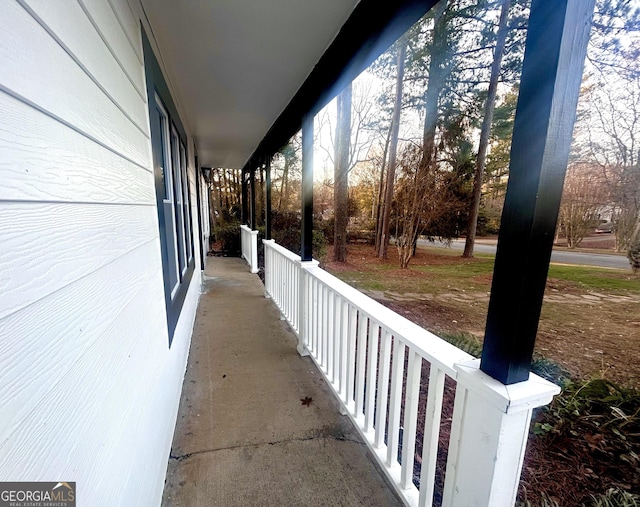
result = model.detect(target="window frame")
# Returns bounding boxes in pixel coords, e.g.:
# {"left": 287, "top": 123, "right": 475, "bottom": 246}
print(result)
{"left": 155, "top": 96, "right": 181, "bottom": 298}
{"left": 170, "top": 125, "right": 187, "bottom": 278}
{"left": 180, "top": 141, "right": 194, "bottom": 264}
{"left": 143, "top": 29, "right": 195, "bottom": 346}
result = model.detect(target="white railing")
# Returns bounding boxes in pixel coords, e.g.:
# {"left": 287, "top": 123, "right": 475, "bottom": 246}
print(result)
{"left": 263, "top": 240, "right": 560, "bottom": 507}
{"left": 240, "top": 224, "right": 259, "bottom": 274}
{"left": 262, "top": 240, "right": 302, "bottom": 333}
{"left": 301, "top": 264, "right": 472, "bottom": 507}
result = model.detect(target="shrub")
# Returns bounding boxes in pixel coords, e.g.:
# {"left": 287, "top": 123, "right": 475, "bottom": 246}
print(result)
{"left": 314, "top": 216, "right": 334, "bottom": 245}
{"left": 439, "top": 331, "right": 483, "bottom": 357}
{"left": 271, "top": 210, "right": 301, "bottom": 253}
{"left": 516, "top": 491, "right": 560, "bottom": 507}
{"left": 438, "top": 332, "right": 570, "bottom": 385}
{"left": 477, "top": 206, "right": 502, "bottom": 235}
{"left": 347, "top": 228, "right": 376, "bottom": 245}
{"left": 592, "top": 489, "right": 640, "bottom": 507}
{"left": 532, "top": 377, "right": 640, "bottom": 437}
{"left": 628, "top": 234, "right": 640, "bottom": 274}
{"left": 313, "top": 230, "right": 327, "bottom": 258}
{"left": 216, "top": 222, "right": 241, "bottom": 254}
{"left": 269, "top": 210, "right": 327, "bottom": 260}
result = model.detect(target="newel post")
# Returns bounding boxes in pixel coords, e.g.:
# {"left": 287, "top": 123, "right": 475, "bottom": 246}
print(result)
{"left": 296, "top": 259, "right": 318, "bottom": 357}
{"left": 442, "top": 360, "right": 560, "bottom": 506}
{"left": 263, "top": 239, "right": 275, "bottom": 299}
{"left": 249, "top": 229, "right": 259, "bottom": 274}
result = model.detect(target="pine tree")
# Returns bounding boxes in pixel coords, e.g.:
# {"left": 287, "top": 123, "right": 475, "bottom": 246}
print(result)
{"left": 334, "top": 83, "right": 352, "bottom": 262}
{"left": 463, "top": 0, "right": 511, "bottom": 258}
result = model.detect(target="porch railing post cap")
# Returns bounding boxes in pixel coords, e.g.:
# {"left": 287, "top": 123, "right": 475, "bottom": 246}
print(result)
{"left": 453, "top": 359, "right": 561, "bottom": 414}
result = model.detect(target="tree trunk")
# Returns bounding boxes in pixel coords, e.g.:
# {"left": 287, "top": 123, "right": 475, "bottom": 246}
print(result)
{"left": 209, "top": 185, "right": 216, "bottom": 235}
{"left": 220, "top": 169, "right": 228, "bottom": 209}
{"left": 374, "top": 126, "right": 392, "bottom": 252}
{"left": 334, "top": 83, "right": 352, "bottom": 262}
{"left": 232, "top": 169, "right": 240, "bottom": 206}
{"left": 378, "top": 39, "right": 407, "bottom": 259}
{"left": 421, "top": 0, "right": 448, "bottom": 172}
{"left": 279, "top": 157, "right": 289, "bottom": 210}
{"left": 463, "top": 0, "right": 511, "bottom": 258}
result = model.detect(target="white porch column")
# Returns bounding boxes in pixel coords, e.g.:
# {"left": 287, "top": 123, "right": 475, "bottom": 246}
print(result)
{"left": 442, "top": 359, "right": 560, "bottom": 507}
{"left": 296, "top": 260, "right": 318, "bottom": 357}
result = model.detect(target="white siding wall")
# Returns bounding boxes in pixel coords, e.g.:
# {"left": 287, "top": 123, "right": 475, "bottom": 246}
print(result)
{"left": 0, "top": 1, "right": 200, "bottom": 505}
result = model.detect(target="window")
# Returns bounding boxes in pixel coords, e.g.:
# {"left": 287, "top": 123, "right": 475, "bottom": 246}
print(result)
{"left": 155, "top": 97, "right": 180, "bottom": 297}
{"left": 171, "top": 126, "right": 187, "bottom": 277}
{"left": 144, "top": 31, "right": 195, "bottom": 345}
{"left": 180, "top": 142, "right": 193, "bottom": 263}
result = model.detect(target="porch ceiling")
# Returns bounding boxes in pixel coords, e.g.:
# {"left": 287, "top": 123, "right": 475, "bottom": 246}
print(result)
{"left": 141, "top": 0, "right": 360, "bottom": 169}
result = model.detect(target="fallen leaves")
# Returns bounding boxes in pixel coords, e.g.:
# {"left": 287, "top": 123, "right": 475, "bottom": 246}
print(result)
{"left": 300, "top": 396, "right": 313, "bottom": 407}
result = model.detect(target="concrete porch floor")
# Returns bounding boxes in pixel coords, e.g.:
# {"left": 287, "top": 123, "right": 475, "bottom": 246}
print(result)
{"left": 161, "top": 257, "right": 403, "bottom": 506}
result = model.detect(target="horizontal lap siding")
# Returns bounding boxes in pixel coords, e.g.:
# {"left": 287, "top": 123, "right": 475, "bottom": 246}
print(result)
{"left": 106, "top": 0, "right": 144, "bottom": 64}
{"left": 0, "top": 92, "right": 154, "bottom": 204}
{"left": 0, "top": 1, "right": 198, "bottom": 505}
{"left": 0, "top": 203, "right": 158, "bottom": 319}
{"left": 0, "top": 242, "right": 163, "bottom": 469}
{"left": 21, "top": 0, "right": 148, "bottom": 132}
{"left": 79, "top": 0, "right": 146, "bottom": 95}
{"left": 0, "top": 1, "right": 148, "bottom": 167}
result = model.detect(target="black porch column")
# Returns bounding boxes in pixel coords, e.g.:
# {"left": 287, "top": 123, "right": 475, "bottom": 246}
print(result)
{"left": 250, "top": 166, "right": 257, "bottom": 230}
{"left": 265, "top": 156, "right": 272, "bottom": 240}
{"left": 480, "top": 0, "right": 595, "bottom": 385}
{"left": 301, "top": 114, "right": 314, "bottom": 261}
{"left": 241, "top": 168, "right": 248, "bottom": 225}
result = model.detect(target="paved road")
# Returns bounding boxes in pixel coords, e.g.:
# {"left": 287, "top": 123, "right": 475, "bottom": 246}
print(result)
{"left": 419, "top": 238, "right": 630, "bottom": 270}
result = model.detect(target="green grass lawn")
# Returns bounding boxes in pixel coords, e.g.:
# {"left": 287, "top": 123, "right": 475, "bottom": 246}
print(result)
{"left": 547, "top": 264, "right": 640, "bottom": 292}
{"left": 336, "top": 246, "right": 640, "bottom": 296}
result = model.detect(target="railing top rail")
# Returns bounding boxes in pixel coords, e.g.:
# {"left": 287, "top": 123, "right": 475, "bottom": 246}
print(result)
{"left": 304, "top": 264, "right": 473, "bottom": 377}
{"left": 263, "top": 239, "right": 302, "bottom": 262}
{"left": 240, "top": 224, "right": 252, "bottom": 232}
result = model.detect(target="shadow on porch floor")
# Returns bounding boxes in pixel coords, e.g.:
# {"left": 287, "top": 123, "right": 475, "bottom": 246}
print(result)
{"left": 162, "top": 257, "right": 403, "bottom": 506}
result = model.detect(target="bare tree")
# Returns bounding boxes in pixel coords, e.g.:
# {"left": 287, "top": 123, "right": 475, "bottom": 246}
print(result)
{"left": 394, "top": 145, "right": 468, "bottom": 268}
{"left": 571, "top": 0, "right": 640, "bottom": 252}
{"left": 316, "top": 79, "right": 380, "bottom": 174}
{"left": 582, "top": 75, "right": 640, "bottom": 251}
{"left": 558, "top": 164, "right": 607, "bottom": 248}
